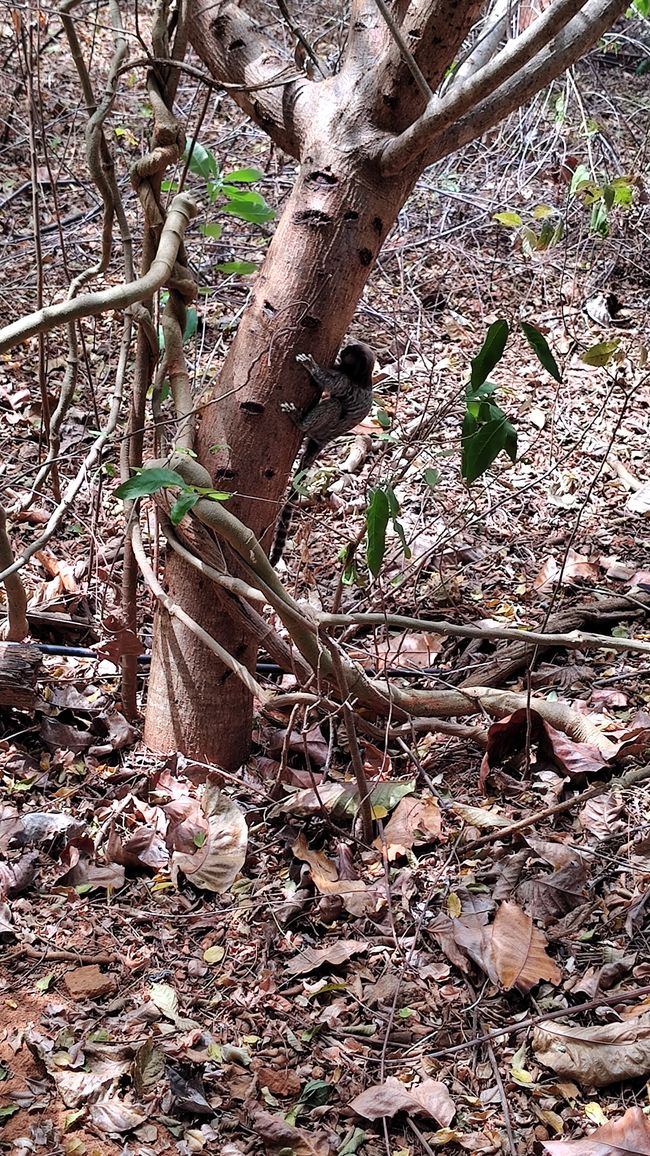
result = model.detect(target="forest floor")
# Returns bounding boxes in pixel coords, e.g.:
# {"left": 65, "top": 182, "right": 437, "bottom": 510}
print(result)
{"left": 1, "top": 7, "right": 650, "bottom": 1156}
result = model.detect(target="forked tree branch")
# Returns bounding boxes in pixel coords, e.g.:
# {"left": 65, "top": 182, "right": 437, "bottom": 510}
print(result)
{"left": 187, "top": 0, "right": 309, "bottom": 156}
{"left": 381, "top": 0, "right": 628, "bottom": 172}
{"left": 433, "top": 0, "right": 627, "bottom": 161}
{"left": 0, "top": 195, "right": 196, "bottom": 354}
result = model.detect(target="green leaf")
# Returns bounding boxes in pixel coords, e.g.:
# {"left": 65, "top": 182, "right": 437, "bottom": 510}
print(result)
{"left": 365, "top": 487, "right": 390, "bottom": 578}
{"left": 206, "top": 178, "right": 224, "bottom": 202}
{"left": 219, "top": 189, "right": 276, "bottom": 224}
{"left": 569, "top": 163, "right": 592, "bottom": 196}
{"left": 0, "top": 1105, "right": 19, "bottom": 1120}
{"left": 36, "top": 974, "right": 55, "bottom": 993}
{"left": 466, "top": 379, "right": 498, "bottom": 401}
{"left": 338, "top": 1127, "right": 367, "bottom": 1154}
{"left": 532, "top": 204, "right": 557, "bottom": 220}
{"left": 520, "top": 322, "right": 562, "bottom": 383}
{"left": 214, "top": 260, "right": 258, "bottom": 275}
{"left": 375, "top": 408, "right": 391, "bottom": 429}
{"left": 115, "top": 468, "right": 185, "bottom": 501}
{"left": 222, "top": 167, "right": 265, "bottom": 184}
{"left": 200, "top": 489, "right": 233, "bottom": 502}
{"left": 423, "top": 468, "right": 440, "bottom": 487}
{"left": 183, "top": 307, "right": 198, "bottom": 342}
{"left": 183, "top": 139, "right": 219, "bottom": 181}
{"left": 193, "top": 830, "right": 207, "bottom": 848}
{"left": 160, "top": 179, "right": 179, "bottom": 193}
{"left": 334, "top": 779, "right": 415, "bottom": 820}
{"left": 580, "top": 339, "right": 621, "bottom": 367}
{"left": 169, "top": 491, "right": 199, "bottom": 525}
{"left": 590, "top": 200, "right": 609, "bottom": 236}
{"left": 200, "top": 222, "right": 222, "bottom": 240}
{"left": 493, "top": 211, "right": 522, "bottom": 228}
{"left": 384, "top": 484, "right": 401, "bottom": 519}
{"left": 470, "top": 320, "right": 509, "bottom": 391}
{"left": 462, "top": 418, "right": 517, "bottom": 484}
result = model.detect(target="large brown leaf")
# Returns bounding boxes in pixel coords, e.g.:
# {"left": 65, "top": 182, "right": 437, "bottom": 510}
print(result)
{"left": 543, "top": 1105, "right": 650, "bottom": 1154}
{"left": 533, "top": 1014, "right": 650, "bottom": 1087}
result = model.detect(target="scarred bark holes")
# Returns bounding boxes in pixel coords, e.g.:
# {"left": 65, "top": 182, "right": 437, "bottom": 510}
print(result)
{"left": 240, "top": 401, "right": 264, "bottom": 415}
{"left": 344, "top": 210, "right": 359, "bottom": 221}
{"left": 358, "top": 248, "right": 373, "bottom": 266}
{"left": 305, "top": 170, "right": 337, "bottom": 186}
{"left": 229, "top": 38, "right": 245, "bottom": 50}
{"left": 372, "top": 217, "right": 383, "bottom": 234}
{"left": 263, "top": 300, "right": 276, "bottom": 316}
{"left": 300, "top": 315, "right": 320, "bottom": 329}
{"left": 293, "top": 209, "right": 331, "bottom": 226}
{"left": 263, "top": 468, "right": 275, "bottom": 479}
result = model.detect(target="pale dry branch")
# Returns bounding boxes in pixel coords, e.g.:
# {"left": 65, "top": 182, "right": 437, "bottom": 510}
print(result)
{"left": 0, "top": 508, "right": 28, "bottom": 642}
{"left": 320, "top": 611, "right": 650, "bottom": 658}
{"left": 0, "top": 195, "right": 197, "bottom": 354}
{"left": 381, "top": 0, "right": 593, "bottom": 172}
{"left": 131, "top": 523, "right": 270, "bottom": 704}
{"left": 431, "top": 0, "right": 628, "bottom": 163}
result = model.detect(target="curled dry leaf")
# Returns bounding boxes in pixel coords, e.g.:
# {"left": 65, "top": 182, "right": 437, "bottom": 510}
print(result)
{"left": 248, "top": 1104, "right": 335, "bottom": 1156}
{"left": 285, "top": 939, "right": 369, "bottom": 976}
{"left": 480, "top": 708, "right": 609, "bottom": 791}
{"left": 292, "top": 833, "right": 380, "bottom": 919}
{"left": 88, "top": 1100, "right": 149, "bottom": 1134}
{"left": 543, "top": 1105, "right": 650, "bottom": 1154}
{"left": 373, "top": 795, "right": 441, "bottom": 860}
{"left": 533, "top": 1013, "right": 650, "bottom": 1087}
{"left": 349, "top": 1076, "right": 455, "bottom": 1126}
{"left": 171, "top": 785, "right": 247, "bottom": 893}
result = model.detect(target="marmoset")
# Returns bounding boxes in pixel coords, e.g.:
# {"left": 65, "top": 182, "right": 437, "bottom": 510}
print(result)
{"left": 270, "top": 341, "right": 375, "bottom": 565}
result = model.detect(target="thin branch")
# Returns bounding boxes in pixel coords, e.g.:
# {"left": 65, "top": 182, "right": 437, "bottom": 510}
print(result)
{"left": 327, "top": 638, "right": 374, "bottom": 843}
{"left": 319, "top": 610, "right": 650, "bottom": 658}
{"left": 381, "top": 0, "right": 628, "bottom": 173}
{"left": 0, "top": 508, "right": 27, "bottom": 641}
{"left": 275, "top": 0, "right": 327, "bottom": 78}
{"left": 0, "top": 194, "right": 196, "bottom": 354}
{"left": 0, "top": 319, "right": 132, "bottom": 585}
{"left": 470, "top": 762, "right": 650, "bottom": 850}
{"left": 371, "top": 0, "right": 433, "bottom": 102}
{"left": 131, "top": 524, "right": 270, "bottom": 703}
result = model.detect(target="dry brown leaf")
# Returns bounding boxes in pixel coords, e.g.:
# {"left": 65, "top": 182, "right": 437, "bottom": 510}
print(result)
{"left": 452, "top": 900, "right": 561, "bottom": 991}
{"left": 488, "top": 901, "right": 562, "bottom": 990}
{"left": 543, "top": 1105, "right": 650, "bottom": 1154}
{"left": 533, "top": 1013, "right": 650, "bottom": 1086}
{"left": 292, "top": 833, "right": 379, "bottom": 918}
{"left": 171, "top": 785, "right": 247, "bottom": 893}
{"left": 534, "top": 549, "right": 600, "bottom": 591}
{"left": 248, "top": 1105, "right": 334, "bottom": 1156}
{"left": 349, "top": 1076, "right": 455, "bottom": 1126}
{"left": 373, "top": 795, "right": 441, "bottom": 859}
{"left": 285, "top": 939, "right": 368, "bottom": 976}
{"left": 369, "top": 630, "right": 443, "bottom": 670}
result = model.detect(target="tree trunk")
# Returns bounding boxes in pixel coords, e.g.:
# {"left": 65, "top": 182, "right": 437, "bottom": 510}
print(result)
{"left": 145, "top": 80, "right": 414, "bottom": 767}
{"left": 144, "top": 0, "right": 629, "bottom": 768}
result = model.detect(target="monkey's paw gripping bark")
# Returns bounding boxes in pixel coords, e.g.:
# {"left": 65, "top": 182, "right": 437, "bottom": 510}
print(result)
{"left": 280, "top": 401, "right": 298, "bottom": 416}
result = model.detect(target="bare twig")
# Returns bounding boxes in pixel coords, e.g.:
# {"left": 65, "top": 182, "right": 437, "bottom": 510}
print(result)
{"left": 0, "top": 194, "right": 197, "bottom": 355}
{"left": 327, "top": 638, "right": 374, "bottom": 843}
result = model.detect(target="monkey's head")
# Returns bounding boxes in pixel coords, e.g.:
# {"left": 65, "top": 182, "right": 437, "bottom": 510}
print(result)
{"left": 336, "top": 341, "right": 376, "bottom": 384}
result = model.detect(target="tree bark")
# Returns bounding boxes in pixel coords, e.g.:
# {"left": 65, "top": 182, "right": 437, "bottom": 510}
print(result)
{"left": 144, "top": 0, "right": 630, "bottom": 768}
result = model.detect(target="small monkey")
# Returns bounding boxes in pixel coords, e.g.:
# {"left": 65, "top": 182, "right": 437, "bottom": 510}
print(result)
{"left": 270, "top": 341, "right": 375, "bottom": 565}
